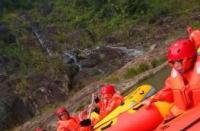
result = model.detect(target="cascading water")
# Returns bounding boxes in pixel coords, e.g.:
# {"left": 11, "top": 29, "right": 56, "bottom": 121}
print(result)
{"left": 63, "top": 52, "right": 82, "bottom": 71}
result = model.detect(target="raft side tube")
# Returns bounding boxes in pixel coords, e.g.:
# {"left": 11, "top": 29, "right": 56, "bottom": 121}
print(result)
{"left": 106, "top": 104, "right": 164, "bottom": 131}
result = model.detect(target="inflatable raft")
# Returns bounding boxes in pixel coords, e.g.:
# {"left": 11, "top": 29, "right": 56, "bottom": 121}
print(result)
{"left": 156, "top": 105, "right": 200, "bottom": 131}
{"left": 93, "top": 84, "right": 157, "bottom": 131}
{"left": 101, "top": 101, "right": 172, "bottom": 131}
{"left": 94, "top": 92, "right": 200, "bottom": 131}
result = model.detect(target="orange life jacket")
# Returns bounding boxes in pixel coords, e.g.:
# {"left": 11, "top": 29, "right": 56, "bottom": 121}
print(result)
{"left": 99, "top": 93, "right": 124, "bottom": 118}
{"left": 79, "top": 126, "right": 91, "bottom": 131}
{"left": 57, "top": 116, "right": 91, "bottom": 131}
{"left": 57, "top": 116, "right": 80, "bottom": 131}
{"left": 165, "top": 56, "right": 200, "bottom": 110}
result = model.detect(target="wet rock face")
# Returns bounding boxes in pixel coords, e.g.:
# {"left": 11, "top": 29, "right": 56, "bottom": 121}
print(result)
{"left": 0, "top": 75, "right": 32, "bottom": 130}
{"left": 71, "top": 68, "right": 101, "bottom": 89}
{"left": 0, "top": 73, "right": 70, "bottom": 130}
{"left": 77, "top": 46, "right": 123, "bottom": 68}
{"left": 26, "top": 75, "right": 69, "bottom": 107}
{"left": 62, "top": 46, "right": 144, "bottom": 90}
{"left": 63, "top": 51, "right": 79, "bottom": 64}
{"left": 70, "top": 46, "right": 126, "bottom": 89}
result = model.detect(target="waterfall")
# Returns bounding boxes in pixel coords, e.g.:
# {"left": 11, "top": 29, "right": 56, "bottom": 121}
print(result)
{"left": 31, "top": 23, "right": 52, "bottom": 56}
{"left": 63, "top": 52, "right": 82, "bottom": 71}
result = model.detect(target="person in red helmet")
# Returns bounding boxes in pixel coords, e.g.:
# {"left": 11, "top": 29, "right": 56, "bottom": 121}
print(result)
{"left": 187, "top": 26, "right": 200, "bottom": 49}
{"left": 55, "top": 107, "right": 91, "bottom": 131}
{"left": 98, "top": 84, "right": 124, "bottom": 119}
{"left": 55, "top": 107, "right": 80, "bottom": 131}
{"left": 118, "top": 38, "right": 200, "bottom": 130}
{"left": 149, "top": 38, "right": 199, "bottom": 114}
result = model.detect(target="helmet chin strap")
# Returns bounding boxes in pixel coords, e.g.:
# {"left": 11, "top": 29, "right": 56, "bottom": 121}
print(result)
{"left": 183, "top": 57, "right": 196, "bottom": 72}
{"left": 176, "top": 69, "right": 184, "bottom": 74}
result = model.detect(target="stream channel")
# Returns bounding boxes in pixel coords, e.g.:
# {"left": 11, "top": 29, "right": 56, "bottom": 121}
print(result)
{"left": 125, "top": 66, "right": 171, "bottom": 96}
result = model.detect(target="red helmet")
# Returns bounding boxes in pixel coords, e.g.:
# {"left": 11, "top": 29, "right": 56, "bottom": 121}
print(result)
{"left": 55, "top": 106, "right": 69, "bottom": 117}
{"left": 100, "top": 85, "right": 116, "bottom": 95}
{"left": 167, "top": 38, "right": 197, "bottom": 72}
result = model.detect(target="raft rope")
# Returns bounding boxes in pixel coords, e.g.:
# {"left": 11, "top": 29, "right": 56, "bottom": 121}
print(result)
{"left": 181, "top": 117, "right": 200, "bottom": 131}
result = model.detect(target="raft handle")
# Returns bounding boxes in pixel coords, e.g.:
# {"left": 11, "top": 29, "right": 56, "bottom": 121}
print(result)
{"left": 181, "top": 117, "right": 200, "bottom": 131}
{"left": 101, "top": 121, "right": 113, "bottom": 130}
{"left": 120, "top": 102, "right": 125, "bottom": 106}
{"left": 163, "top": 114, "right": 182, "bottom": 124}
{"left": 132, "top": 104, "right": 144, "bottom": 110}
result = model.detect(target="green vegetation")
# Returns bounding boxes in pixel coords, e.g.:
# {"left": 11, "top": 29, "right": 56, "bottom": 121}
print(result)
{"left": 0, "top": 0, "right": 47, "bottom": 13}
{"left": 2, "top": 0, "right": 200, "bottom": 49}
{"left": 123, "top": 57, "right": 166, "bottom": 79}
{"left": 75, "top": 102, "right": 88, "bottom": 112}
{"left": 40, "top": 101, "right": 66, "bottom": 114}
{"left": 1, "top": 0, "right": 199, "bottom": 47}
{"left": 190, "top": 21, "right": 200, "bottom": 28}
{"left": 104, "top": 74, "right": 120, "bottom": 83}
{"left": 46, "top": 0, "right": 199, "bottom": 46}
{"left": 0, "top": 40, "right": 64, "bottom": 96}
{"left": 124, "top": 63, "right": 150, "bottom": 79}
{"left": 1, "top": 1, "right": 200, "bottom": 129}
{"left": 0, "top": 41, "right": 63, "bottom": 74}
{"left": 0, "top": 0, "right": 199, "bottom": 93}
{"left": 151, "top": 57, "right": 166, "bottom": 68}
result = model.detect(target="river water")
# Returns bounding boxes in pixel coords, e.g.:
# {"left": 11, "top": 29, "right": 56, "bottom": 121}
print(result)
{"left": 138, "top": 66, "right": 170, "bottom": 91}
{"left": 124, "top": 66, "right": 171, "bottom": 96}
